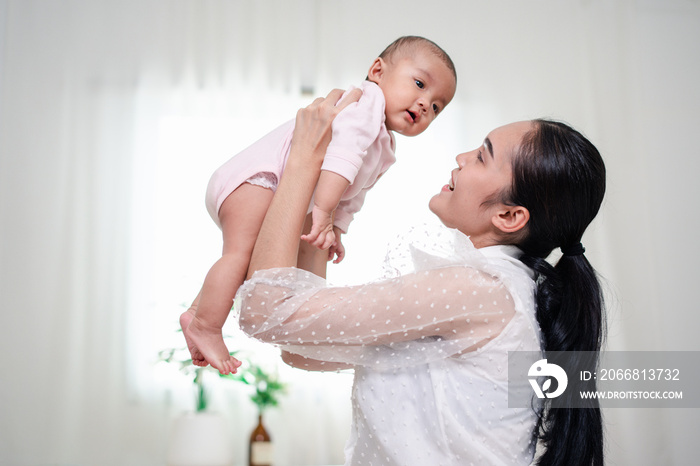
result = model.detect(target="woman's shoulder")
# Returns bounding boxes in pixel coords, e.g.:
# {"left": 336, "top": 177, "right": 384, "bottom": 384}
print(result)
{"left": 477, "top": 244, "right": 535, "bottom": 281}
{"left": 382, "top": 225, "right": 531, "bottom": 278}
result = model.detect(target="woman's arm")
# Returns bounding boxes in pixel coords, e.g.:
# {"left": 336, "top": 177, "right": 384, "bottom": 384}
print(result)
{"left": 281, "top": 350, "right": 353, "bottom": 372}
{"left": 237, "top": 264, "right": 517, "bottom": 368}
{"left": 241, "top": 265, "right": 514, "bottom": 345}
{"left": 247, "top": 88, "right": 362, "bottom": 278}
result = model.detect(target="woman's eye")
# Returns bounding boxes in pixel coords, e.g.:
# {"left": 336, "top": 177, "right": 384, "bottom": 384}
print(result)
{"left": 415, "top": 80, "right": 424, "bottom": 89}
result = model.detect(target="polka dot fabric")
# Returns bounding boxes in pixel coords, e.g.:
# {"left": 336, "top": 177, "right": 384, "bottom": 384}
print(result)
{"left": 237, "top": 225, "right": 543, "bottom": 465}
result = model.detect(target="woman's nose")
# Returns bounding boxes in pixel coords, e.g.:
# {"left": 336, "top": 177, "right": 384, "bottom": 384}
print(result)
{"left": 456, "top": 152, "right": 467, "bottom": 167}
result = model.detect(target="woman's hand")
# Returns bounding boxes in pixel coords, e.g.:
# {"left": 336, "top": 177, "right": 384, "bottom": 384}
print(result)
{"left": 288, "top": 87, "right": 363, "bottom": 169}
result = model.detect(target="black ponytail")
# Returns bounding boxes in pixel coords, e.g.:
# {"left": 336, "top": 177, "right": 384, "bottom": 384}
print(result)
{"left": 508, "top": 120, "right": 606, "bottom": 465}
{"left": 521, "top": 253, "right": 605, "bottom": 466}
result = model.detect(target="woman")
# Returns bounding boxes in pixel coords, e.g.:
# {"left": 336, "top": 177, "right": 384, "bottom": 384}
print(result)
{"left": 237, "top": 89, "right": 606, "bottom": 466}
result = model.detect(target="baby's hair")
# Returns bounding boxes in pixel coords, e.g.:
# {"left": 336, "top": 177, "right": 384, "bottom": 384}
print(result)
{"left": 378, "top": 36, "right": 457, "bottom": 82}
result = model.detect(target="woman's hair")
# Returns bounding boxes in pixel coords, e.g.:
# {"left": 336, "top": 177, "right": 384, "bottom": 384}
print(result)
{"left": 506, "top": 119, "right": 606, "bottom": 466}
{"left": 377, "top": 35, "right": 457, "bottom": 83}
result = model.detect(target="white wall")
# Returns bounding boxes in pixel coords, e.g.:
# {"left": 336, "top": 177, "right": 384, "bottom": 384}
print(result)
{"left": 1, "top": 1, "right": 699, "bottom": 465}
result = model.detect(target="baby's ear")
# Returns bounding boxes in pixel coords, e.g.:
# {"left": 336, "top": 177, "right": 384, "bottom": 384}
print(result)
{"left": 367, "top": 58, "right": 385, "bottom": 83}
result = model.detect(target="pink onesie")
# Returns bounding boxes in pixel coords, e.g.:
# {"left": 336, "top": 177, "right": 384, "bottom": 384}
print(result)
{"left": 205, "top": 81, "right": 396, "bottom": 233}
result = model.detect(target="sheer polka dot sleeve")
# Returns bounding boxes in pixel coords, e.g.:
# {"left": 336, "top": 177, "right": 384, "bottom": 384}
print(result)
{"left": 236, "top": 226, "right": 536, "bottom": 370}
{"left": 238, "top": 265, "right": 515, "bottom": 369}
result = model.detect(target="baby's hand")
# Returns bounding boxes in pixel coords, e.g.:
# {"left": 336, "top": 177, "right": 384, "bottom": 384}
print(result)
{"left": 301, "top": 206, "right": 335, "bottom": 250}
{"left": 328, "top": 227, "right": 345, "bottom": 264}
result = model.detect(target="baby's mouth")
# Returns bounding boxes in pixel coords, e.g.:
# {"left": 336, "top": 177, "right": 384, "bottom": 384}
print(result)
{"left": 407, "top": 110, "right": 417, "bottom": 122}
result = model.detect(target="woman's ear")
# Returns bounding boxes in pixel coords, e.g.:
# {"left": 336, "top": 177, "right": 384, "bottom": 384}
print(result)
{"left": 492, "top": 205, "right": 529, "bottom": 234}
{"left": 367, "top": 57, "right": 385, "bottom": 84}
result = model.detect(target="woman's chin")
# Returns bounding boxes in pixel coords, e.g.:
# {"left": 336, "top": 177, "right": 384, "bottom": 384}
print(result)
{"left": 428, "top": 195, "right": 444, "bottom": 220}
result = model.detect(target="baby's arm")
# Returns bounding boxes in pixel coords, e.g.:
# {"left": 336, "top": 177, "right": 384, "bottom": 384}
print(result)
{"left": 300, "top": 170, "right": 350, "bottom": 250}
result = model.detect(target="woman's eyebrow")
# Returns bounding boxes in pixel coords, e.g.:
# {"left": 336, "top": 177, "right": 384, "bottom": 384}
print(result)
{"left": 484, "top": 137, "right": 494, "bottom": 159}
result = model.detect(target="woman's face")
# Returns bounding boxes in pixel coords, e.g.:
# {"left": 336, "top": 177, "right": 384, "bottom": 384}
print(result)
{"left": 429, "top": 121, "right": 533, "bottom": 247}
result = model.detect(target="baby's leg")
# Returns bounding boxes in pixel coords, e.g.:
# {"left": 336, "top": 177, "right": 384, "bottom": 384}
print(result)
{"left": 181, "top": 183, "right": 274, "bottom": 374}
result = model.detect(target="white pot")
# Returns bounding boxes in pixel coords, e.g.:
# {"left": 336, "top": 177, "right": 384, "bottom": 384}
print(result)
{"left": 167, "top": 412, "right": 234, "bottom": 466}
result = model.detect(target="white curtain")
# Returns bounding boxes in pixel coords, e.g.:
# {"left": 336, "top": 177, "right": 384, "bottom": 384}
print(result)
{"left": 1, "top": 1, "right": 699, "bottom": 465}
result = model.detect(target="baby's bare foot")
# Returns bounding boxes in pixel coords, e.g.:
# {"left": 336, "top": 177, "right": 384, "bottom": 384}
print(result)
{"left": 180, "top": 309, "right": 207, "bottom": 366}
{"left": 181, "top": 312, "right": 241, "bottom": 375}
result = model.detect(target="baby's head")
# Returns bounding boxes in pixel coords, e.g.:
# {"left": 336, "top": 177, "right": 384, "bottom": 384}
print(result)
{"left": 368, "top": 36, "right": 457, "bottom": 137}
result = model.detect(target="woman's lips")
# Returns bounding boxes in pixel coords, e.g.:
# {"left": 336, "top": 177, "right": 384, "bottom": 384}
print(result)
{"left": 441, "top": 178, "right": 455, "bottom": 192}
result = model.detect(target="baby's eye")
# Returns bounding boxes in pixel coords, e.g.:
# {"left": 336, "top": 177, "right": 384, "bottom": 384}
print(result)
{"left": 433, "top": 104, "right": 440, "bottom": 114}
{"left": 415, "top": 80, "right": 424, "bottom": 89}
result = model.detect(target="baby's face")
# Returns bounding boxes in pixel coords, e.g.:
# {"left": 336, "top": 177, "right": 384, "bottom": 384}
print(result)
{"left": 370, "top": 50, "right": 456, "bottom": 137}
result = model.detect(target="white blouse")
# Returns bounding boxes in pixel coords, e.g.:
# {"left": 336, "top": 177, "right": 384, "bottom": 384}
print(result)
{"left": 237, "top": 225, "right": 543, "bottom": 465}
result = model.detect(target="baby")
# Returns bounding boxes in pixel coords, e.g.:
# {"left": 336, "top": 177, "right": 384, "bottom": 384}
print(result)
{"left": 181, "top": 36, "right": 457, "bottom": 374}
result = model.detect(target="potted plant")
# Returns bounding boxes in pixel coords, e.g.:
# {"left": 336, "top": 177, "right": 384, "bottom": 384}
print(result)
{"left": 158, "top": 344, "right": 235, "bottom": 466}
{"left": 220, "top": 354, "right": 287, "bottom": 466}
{"left": 158, "top": 337, "right": 287, "bottom": 466}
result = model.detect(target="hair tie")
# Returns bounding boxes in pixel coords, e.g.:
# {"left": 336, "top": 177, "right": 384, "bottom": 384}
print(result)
{"left": 561, "top": 242, "right": 585, "bottom": 256}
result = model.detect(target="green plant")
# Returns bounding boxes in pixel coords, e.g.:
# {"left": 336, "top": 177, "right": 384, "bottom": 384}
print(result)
{"left": 158, "top": 338, "right": 287, "bottom": 413}
{"left": 220, "top": 355, "right": 287, "bottom": 413}
{"left": 157, "top": 345, "right": 212, "bottom": 412}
